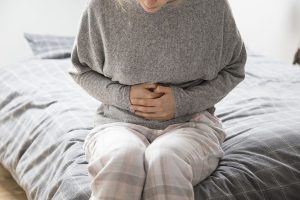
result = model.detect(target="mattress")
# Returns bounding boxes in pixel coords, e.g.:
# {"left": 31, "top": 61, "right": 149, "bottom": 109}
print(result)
{"left": 0, "top": 49, "right": 300, "bottom": 199}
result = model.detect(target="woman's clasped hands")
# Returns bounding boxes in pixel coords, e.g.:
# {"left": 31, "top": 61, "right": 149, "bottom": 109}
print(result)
{"left": 129, "top": 83, "right": 176, "bottom": 121}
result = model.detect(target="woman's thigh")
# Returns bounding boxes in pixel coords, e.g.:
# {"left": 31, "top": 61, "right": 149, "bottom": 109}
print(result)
{"left": 146, "top": 111, "right": 226, "bottom": 185}
{"left": 83, "top": 122, "right": 151, "bottom": 163}
{"left": 83, "top": 122, "right": 152, "bottom": 199}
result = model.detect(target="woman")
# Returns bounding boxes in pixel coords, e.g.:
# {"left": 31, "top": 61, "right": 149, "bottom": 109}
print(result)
{"left": 68, "top": 0, "right": 247, "bottom": 199}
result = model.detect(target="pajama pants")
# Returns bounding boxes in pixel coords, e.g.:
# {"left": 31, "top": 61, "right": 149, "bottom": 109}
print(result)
{"left": 83, "top": 110, "right": 226, "bottom": 200}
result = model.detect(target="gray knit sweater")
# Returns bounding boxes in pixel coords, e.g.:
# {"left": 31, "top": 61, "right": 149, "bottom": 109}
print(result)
{"left": 68, "top": 0, "right": 247, "bottom": 130}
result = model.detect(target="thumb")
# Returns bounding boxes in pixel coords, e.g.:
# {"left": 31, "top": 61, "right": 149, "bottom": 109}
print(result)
{"left": 153, "top": 85, "right": 168, "bottom": 94}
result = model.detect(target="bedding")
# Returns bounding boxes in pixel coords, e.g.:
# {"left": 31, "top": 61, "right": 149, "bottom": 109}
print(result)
{"left": 0, "top": 48, "right": 300, "bottom": 200}
{"left": 24, "top": 33, "right": 75, "bottom": 59}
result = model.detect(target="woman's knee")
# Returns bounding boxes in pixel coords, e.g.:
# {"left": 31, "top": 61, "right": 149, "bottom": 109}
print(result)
{"left": 144, "top": 145, "right": 182, "bottom": 169}
{"left": 93, "top": 142, "right": 146, "bottom": 162}
{"left": 85, "top": 125, "right": 148, "bottom": 160}
{"left": 88, "top": 143, "right": 146, "bottom": 176}
{"left": 144, "top": 133, "right": 194, "bottom": 166}
{"left": 143, "top": 135, "right": 224, "bottom": 185}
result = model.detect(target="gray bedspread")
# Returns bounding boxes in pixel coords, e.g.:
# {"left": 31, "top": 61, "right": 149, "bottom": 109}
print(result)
{"left": 0, "top": 50, "right": 300, "bottom": 200}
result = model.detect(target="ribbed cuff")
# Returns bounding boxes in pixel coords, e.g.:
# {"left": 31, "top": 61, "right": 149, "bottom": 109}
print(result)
{"left": 169, "top": 85, "right": 192, "bottom": 118}
{"left": 113, "top": 84, "right": 134, "bottom": 113}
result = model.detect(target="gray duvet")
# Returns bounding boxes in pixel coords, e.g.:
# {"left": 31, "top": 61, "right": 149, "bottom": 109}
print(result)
{"left": 0, "top": 50, "right": 300, "bottom": 200}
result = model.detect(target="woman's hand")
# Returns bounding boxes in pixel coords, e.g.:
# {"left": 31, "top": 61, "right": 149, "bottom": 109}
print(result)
{"left": 130, "top": 84, "right": 176, "bottom": 121}
{"left": 130, "top": 82, "right": 162, "bottom": 99}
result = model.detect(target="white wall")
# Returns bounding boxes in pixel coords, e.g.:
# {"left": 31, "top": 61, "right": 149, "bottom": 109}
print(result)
{"left": 229, "top": 0, "right": 300, "bottom": 63}
{"left": 0, "top": 0, "right": 300, "bottom": 66}
{"left": 0, "top": 0, "right": 87, "bottom": 66}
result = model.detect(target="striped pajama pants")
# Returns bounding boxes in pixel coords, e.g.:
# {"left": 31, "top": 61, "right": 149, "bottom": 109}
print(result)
{"left": 83, "top": 110, "right": 226, "bottom": 200}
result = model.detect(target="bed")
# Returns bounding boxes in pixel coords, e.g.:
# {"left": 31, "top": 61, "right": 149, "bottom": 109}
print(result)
{"left": 0, "top": 34, "right": 300, "bottom": 200}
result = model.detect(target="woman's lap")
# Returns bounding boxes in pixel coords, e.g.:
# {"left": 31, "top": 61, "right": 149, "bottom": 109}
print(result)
{"left": 84, "top": 110, "right": 225, "bottom": 148}
{"left": 83, "top": 110, "right": 226, "bottom": 199}
{"left": 84, "top": 110, "right": 226, "bottom": 172}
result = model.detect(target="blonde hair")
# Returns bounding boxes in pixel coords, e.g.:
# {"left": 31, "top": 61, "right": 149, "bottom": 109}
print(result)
{"left": 115, "top": 0, "right": 185, "bottom": 13}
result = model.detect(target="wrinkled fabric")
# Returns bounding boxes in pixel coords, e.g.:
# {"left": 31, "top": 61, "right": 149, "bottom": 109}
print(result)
{"left": 84, "top": 110, "right": 225, "bottom": 200}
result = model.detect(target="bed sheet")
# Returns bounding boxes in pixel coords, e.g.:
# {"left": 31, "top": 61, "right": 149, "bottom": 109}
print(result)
{"left": 0, "top": 51, "right": 300, "bottom": 199}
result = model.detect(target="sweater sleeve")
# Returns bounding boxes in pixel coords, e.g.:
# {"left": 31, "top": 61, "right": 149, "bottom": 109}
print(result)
{"left": 169, "top": 1, "right": 247, "bottom": 118}
{"left": 67, "top": 0, "right": 132, "bottom": 112}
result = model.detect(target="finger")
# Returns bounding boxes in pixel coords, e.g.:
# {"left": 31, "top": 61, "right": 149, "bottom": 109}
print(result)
{"left": 131, "top": 98, "right": 157, "bottom": 106}
{"left": 153, "top": 85, "right": 169, "bottom": 94}
{"left": 145, "top": 90, "right": 164, "bottom": 99}
{"left": 131, "top": 105, "right": 160, "bottom": 113}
